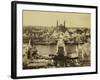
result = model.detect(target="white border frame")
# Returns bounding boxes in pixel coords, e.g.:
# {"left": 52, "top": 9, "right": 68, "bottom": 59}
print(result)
{"left": 15, "top": 2, "right": 97, "bottom": 77}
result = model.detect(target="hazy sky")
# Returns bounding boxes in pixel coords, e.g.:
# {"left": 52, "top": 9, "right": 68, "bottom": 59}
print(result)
{"left": 23, "top": 10, "right": 91, "bottom": 28}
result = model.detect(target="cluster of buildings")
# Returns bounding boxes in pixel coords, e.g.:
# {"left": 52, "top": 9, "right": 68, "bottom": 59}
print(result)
{"left": 23, "top": 21, "right": 90, "bottom": 45}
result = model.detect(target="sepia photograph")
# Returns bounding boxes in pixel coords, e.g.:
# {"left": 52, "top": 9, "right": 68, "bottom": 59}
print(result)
{"left": 22, "top": 10, "right": 91, "bottom": 69}
{"left": 11, "top": 1, "right": 97, "bottom": 78}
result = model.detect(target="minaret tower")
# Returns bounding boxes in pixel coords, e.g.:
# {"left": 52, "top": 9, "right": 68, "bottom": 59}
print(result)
{"left": 64, "top": 20, "right": 65, "bottom": 27}
{"left": 57, "top": 20, "right": 58, "bottom": 27}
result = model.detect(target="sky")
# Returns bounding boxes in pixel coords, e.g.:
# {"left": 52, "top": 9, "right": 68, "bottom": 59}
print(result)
{"left": 23, "top": 10, "right": 91, "bottom": 28}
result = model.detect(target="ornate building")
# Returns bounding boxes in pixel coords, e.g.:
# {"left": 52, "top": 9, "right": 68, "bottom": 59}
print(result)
{"left": 56, "top": 20, "right": 67, "bottom": 33}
